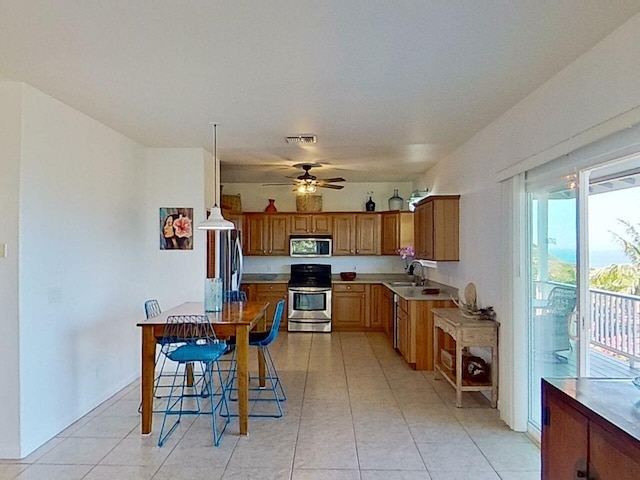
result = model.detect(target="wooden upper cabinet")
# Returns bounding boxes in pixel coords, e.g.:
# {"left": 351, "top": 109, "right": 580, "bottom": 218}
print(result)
{"left": 355, "top": 214, "right": 380, "bottom": 255}
{"left": 290, "top": 214, "right": 332, "bottom": 235}
{"left": 414, "top": 195, "right": 459, "bottom": 261}
{"left": 332, "top": 214, "right": 356, "bottom": 255}
{"left": 332, "top": 213, "right": 380, "bottom": 255}
{"left": 381, "top": 211, "right": 414, "bottom": 255}
{"left": 222, "top": 212, "right": 243, "bottom": 231}
{"left": 243, "top": 213, "right": 289, "bottom": 255}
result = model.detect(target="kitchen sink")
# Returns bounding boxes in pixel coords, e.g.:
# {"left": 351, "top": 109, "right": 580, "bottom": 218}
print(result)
{"left": 390, "top": 281, "right": 415, "bottom": 286}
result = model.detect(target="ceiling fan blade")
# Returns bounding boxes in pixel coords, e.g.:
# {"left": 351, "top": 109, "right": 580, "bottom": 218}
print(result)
{"left": 318, "top": 177, "right": 346, "bottom": 183}
{"left": 318, "top": 184, "right": 344, "bottom": 190}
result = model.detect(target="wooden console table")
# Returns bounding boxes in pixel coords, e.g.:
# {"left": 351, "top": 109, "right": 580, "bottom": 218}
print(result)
{"left": 432, "top": 307, "right": 499, "bottom": 407}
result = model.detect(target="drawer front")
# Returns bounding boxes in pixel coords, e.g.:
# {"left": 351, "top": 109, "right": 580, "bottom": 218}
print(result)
{"left": 439, "top": 321, "right": 456, "bottom": 338}
{"left": 256, "top": 283, "right": 288, "bottom": 293}
{"left": 333, "top": 283, "right": 365, "bottom": 293}
{"left": 461, "top": 328, "right": 496, "bottom": 344}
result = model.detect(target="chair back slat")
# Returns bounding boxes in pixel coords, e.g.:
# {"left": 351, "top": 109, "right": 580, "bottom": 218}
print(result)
{"left": 144, "top": 299, "right": 162, "bottom": 318}
{"left": 260, "top": 300, "right": 286, "bottom": 346}
{"left": 161, "top": 314, "right": 223, "bottom": 358}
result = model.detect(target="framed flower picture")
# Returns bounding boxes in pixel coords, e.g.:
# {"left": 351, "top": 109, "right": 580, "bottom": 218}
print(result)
{"left": 160, "top": 207, "right": 193, "bottom": 250}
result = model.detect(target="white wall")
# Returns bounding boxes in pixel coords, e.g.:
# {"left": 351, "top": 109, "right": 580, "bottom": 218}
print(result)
{"left": 0, "top": 82, "right": 23, "bottom": 458}
{"left": 17, "top": 84, "right": 146, "bottom": 456}
{"left": 222, "top": 182, "right": 413, "bottom": 213}
{"left": 143, "top": 148, "right": 209, "bottom": 309}
{"left": 419, "top": 13, "right": 640, "bottom": 430}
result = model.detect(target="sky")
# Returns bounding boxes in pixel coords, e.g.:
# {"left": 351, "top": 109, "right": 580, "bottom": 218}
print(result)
{"left": 533, "top": 184, "right": 639, "bottom": 267}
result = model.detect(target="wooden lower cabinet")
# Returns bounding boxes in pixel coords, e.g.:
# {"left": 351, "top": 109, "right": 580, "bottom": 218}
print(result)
{"left": 542, "top": 378, "right": 640, "bottom": 480}
{"left": 242, "top": 283, "right": 288, "bottom": 331}
{"left": 368, "top": 284, "right": 384, "bottom": 331}
{"left": 397, "top": 298, "right": 455, "bottom": 370}
{"left": 332, "top": 283, "right": 369, "bottom": 331}
{"left": 381, "top": 286, "right": 395, "bottom": 340}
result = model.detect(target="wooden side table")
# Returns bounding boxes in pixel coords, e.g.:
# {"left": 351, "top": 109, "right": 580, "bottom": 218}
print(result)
{"left": 432, "top": 307, "right": 499, "bottom": 407}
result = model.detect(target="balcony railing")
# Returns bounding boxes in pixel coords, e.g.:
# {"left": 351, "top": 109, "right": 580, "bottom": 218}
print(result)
{"left": 590, "top": 287, "right": 640, "bottom": 367}
{"left": 535, "top": 281, "right": 640, "bottom": 369}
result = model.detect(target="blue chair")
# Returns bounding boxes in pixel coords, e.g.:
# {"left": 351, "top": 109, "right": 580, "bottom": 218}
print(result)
{"left": 138, "top": 300, "right": 171, "bottom": 414}
{"left": 144, "top": 299, "right": 162, "bottom": 318}
{"left": 157, "top": 314, "right": 230, "bottom": 447}
{"left": 226, "top": 299, "right": 287, "bottom": 418}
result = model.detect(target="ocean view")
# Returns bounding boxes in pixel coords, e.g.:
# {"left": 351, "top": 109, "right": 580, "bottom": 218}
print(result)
{"left": 549, "top": 248, "right": 630, "bottom": 268}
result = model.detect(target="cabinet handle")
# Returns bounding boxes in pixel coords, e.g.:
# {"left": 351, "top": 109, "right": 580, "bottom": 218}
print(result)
{"left": 356, "top": 249, "right": 359, "bottom": 254}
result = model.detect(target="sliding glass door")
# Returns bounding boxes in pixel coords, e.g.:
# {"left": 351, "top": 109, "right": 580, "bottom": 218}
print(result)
{"left": 527, "top": 177, "right": 580, "bottom": 430}
{"left": 526, "top": 155, "right": 640, "bottom": 432}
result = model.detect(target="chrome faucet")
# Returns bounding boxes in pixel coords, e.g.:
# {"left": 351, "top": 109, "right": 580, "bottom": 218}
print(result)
{"left": 410, "top": 259, "right": 426, "bottom": 286}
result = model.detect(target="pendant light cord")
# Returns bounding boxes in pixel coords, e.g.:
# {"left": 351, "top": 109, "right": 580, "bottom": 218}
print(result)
{"left": 213, "top": 122, "right": 220, "bottom": 207}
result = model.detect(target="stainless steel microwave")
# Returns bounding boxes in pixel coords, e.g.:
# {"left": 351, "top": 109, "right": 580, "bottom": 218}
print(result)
{"left": 289, "top": 235, "right": 332, "bottom": 257}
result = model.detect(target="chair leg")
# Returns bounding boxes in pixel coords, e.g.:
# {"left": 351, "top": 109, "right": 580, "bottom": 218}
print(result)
{"left": 224, "top": 345, "right": 286, "bottom": 418}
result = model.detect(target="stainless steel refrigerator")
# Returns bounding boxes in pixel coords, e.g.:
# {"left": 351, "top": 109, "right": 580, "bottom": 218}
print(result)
{"left": 214, "top": 229, "right": 244, "bottom": 292}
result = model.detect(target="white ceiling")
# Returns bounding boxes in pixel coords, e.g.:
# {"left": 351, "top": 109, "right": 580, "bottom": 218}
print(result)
{"left": 2, "top": 1, "right": 640, "bottom": 183}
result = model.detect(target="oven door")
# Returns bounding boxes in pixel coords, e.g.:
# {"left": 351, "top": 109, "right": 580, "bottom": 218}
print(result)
{"left": 288, "top": 287, "right": 332, "bottom": 332}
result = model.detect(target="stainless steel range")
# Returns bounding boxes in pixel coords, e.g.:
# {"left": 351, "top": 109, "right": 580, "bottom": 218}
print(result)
{"left": 287, "top": 264, "right": 332, "bottom": 332}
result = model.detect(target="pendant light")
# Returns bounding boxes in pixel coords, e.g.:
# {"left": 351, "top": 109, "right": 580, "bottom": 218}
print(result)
{"left": 197, "top": 123, "right": 234, "bottom": 231}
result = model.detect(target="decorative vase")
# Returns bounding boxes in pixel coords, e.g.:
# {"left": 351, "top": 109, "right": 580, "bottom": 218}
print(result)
{"left": 365, "top": 196, "right": 376, "bottom": 211}
{"left": 264, "top": 199, "right": 277, "bottom": 213}
{"left": 388, "top": 189, "right": 404, "bottom": 210}
{"left": 205, "top": 278, "right": 223, "bottom": 312}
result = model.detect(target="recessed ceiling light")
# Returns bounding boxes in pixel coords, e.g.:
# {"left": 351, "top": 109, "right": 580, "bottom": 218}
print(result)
{"left": 286, "top": 134, "right": 317, "bottom": 144}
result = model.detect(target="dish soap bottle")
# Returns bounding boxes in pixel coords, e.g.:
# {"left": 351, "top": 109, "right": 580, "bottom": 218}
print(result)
{"left": 388, "top": 189, "right": 403, "bottom": 211}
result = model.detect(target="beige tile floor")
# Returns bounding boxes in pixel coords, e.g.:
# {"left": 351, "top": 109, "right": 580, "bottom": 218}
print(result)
{"left": 0, "top": 332, "right": 540, "bottom": 479}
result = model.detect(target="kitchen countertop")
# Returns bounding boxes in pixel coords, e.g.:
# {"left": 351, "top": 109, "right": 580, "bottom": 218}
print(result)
{"left": 383, "top": 280, "right": 458, "bottom": 301}
{"left": 242, "top": 273, "right": 289, "bottom": 283}
{"left": 242, "top": 273, "right": 458, "bottom": 301}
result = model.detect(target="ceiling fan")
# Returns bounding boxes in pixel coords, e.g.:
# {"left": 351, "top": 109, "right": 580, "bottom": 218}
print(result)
{"left": 263, "top": 163, "right": 346, "bottom": 193}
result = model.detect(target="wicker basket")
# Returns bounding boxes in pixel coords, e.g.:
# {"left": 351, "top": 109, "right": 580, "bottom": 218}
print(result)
{"left": 296, "top": 194, "right": 322, "bottom": 212}
{"left": 221, "top": 194, "right": 242, "bottom": 213}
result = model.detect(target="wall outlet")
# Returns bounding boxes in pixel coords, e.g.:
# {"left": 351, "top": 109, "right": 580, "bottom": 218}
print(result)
{"left": 266, "top": 265, "right": 272, "bottom": 272}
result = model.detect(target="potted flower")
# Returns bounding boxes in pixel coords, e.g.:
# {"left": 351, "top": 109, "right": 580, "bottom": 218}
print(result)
{"left": 397, "top": 246, "right": 415, "bottom": 276}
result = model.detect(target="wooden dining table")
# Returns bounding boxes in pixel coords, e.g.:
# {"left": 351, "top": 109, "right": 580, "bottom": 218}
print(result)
{"left": 136, "top": 301, "right": 269, "bottom": 436}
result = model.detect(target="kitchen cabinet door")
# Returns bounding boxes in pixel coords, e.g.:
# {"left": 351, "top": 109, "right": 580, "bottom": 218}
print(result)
{"left": 243, "top": 214, "right": 269, "bottom": 255}
{"left": 243, "top": 214, "right": 289, "bottom": 255}
{"left": 590, "top": 421, "right": 640, "bottom": 480}
{"left": 355, "top": 214, "right": 380, "bottom": 255}
{"left": 368, "top": 284, "right": 384, "bottom": 330}
{"left": 255, "top": 283, "right": 288, "bottom": 331}
{"left": 332, "top": 214, "right": 356, "bottom": 255}
{"left": 332, "top": 284, "right": 367, "bottom": 330}
{"left": 542, "top": 390, "right": 589, "bottom": 479}
{"left": 414, "top": 196, "right": 459, "bottom": 261}
{"left": 332, "top": 214, "right": 380, "bottom": 255}
{"left": 382, "top": 286, "right": 395, "bottom": 340}
{"left": 290, "top": 214, "right": 332, "bottom": 234}
{"left": 381, "top": 212, "right": 414, "bottom": 255}
{"left": 396, "top": 303, "right": 411, "bottom": 362}
{"left": 269, "top": 215, "right": 289, "bottom": 255}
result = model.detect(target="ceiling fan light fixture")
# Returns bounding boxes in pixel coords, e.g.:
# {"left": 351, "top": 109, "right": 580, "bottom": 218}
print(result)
{"left": 297, "top": 183, "right": 316, "bottom": 194}
{"left": 286, "top": 134, "right": 317, "bottom": 144}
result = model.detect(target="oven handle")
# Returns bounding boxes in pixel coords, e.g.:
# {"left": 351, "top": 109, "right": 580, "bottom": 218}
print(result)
{"left": 288, "top": 287, "right": 332, "bottom": 293}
